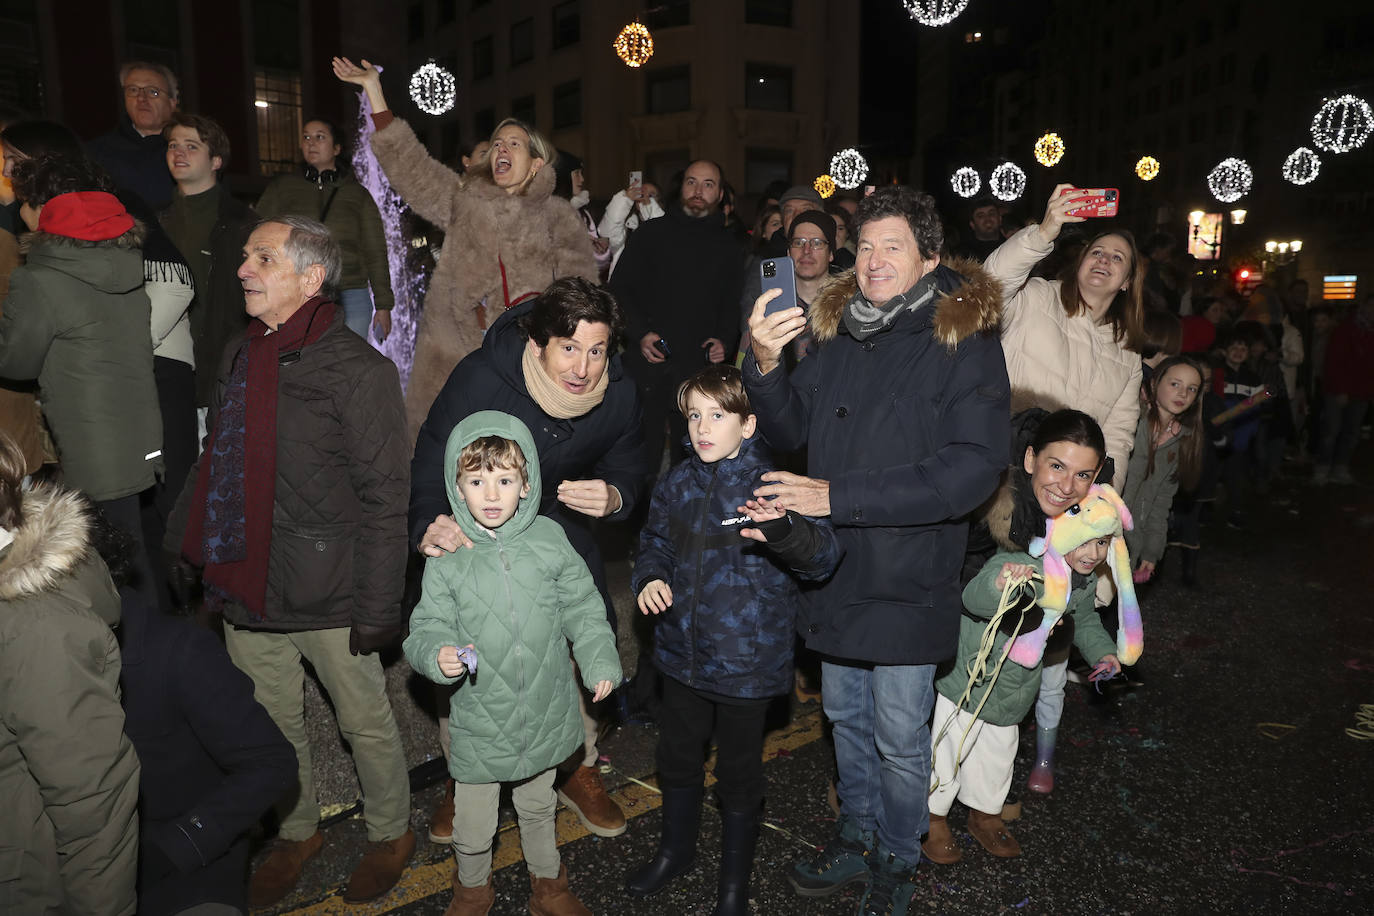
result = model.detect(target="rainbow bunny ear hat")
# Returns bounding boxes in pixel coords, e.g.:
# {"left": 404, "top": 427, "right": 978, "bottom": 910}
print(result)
{"left": 1008, "top": 484, "right": 1144, "bottom": 668}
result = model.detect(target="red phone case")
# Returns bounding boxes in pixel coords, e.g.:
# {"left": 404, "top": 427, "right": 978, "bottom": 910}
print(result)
{"left": 1060, "top": 187, "right": 1119, "bottom": 218}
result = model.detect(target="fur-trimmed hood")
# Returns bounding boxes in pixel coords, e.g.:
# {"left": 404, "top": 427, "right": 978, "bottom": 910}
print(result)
{"left": 0, "top": 486, "right": 92, "bottom": 602}
{"left": 807, "top": 256, "right": 1002, "bottom": 349}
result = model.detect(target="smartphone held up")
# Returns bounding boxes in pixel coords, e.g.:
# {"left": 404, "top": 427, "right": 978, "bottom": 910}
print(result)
{"left": 760, "top": 257, "right": 798, "bottom": 316}
{"left": 1060, "top": 187, "right": 1120, "bottom": 218}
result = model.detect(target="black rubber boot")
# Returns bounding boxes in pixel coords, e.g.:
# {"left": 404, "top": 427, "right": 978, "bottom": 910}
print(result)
{"left": 1181, "top": 549, "right": 1199, "bottom": 588}
{"left": 626, "top": 784, "right": 703, "bottom": 897}
{"left": 713, "top": 807, "right": 760, "bottom": 916}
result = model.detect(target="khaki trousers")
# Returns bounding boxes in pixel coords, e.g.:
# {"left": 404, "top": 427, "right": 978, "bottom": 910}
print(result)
{"left": 452, "top": 768, "right": 560, "bottom": 886}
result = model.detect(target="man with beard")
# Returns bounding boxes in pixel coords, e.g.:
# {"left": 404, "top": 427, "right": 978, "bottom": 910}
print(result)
{"left": 610, "top": 159, "right": 744, "bottom": 468}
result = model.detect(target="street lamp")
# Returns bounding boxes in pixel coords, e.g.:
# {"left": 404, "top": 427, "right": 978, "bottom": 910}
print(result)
{"left": 1290, "top": 240, "right": 1303, "bottom": 252}
{"left": 1189, "top": 209, "right": 1205, "bottom": 226}
{"left": 1230, "top": 209, "right": 1248, "bottom": 225}
{"left": 1265, "top": 240, "right": 1277, "bottom": 253}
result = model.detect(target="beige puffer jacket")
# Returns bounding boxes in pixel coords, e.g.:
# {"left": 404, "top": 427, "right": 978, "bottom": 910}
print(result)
{"left": 984, "top": 226, "right": 1141, "bottom": 489}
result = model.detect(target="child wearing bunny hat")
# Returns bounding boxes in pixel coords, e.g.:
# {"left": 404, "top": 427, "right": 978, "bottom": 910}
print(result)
{"left": 924, "top": 484, "right": 1139, "bottom": 865}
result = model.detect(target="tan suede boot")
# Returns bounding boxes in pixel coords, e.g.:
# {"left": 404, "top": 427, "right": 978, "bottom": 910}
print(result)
{"left": 921, "top": 814, "right": 963, "bottom": 865}
{"left": 967, "top": 810, "right": 1022, "bottom": 858}
{"left": 343, "top": 827, "right": 416, "bottom": 902}
{"left": 444, "top": 870, "right": 495, "bottom": 916}
{"left": 249, "top": 832, "right": 324, "bottom": 907}
{"left": 529, "top": 864, "right": 592, "bottom": 916}
{"left": 430, "top": 778, "right": 457, "bottom": 843}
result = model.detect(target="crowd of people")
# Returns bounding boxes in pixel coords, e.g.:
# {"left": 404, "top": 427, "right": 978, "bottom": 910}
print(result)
{"left": 0, "top": 53, "right": 1370, "bottom": 916}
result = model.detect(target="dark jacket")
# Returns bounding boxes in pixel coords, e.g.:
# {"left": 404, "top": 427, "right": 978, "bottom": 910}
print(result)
{"left": 87, "top": 117, "right": 175, "bottom": 211}
{"left": 410, "top": 298, "right": 645, "bottom": 566}
{"left": 118, "top": 592, "right": 295, "bottom": 915}
{"left": 610, "top": 205, "right": 744, "bottom": 382}
{"left": 256, "top": 173, "right": 394, "bottom": 309}
{"left": 0, "top": 227, "right": 163, "bottom": 501}
{"left": 161, "top": 184, "right": 257, "bottom": 408}
{"left": 171, "top": 310, "right": 409, "bottom": 636}
{"left": 744, "top": 261, "right": 1010, "bottom": 665}
{"left": 633, "top": 434, "right": 841, "bottom": 699}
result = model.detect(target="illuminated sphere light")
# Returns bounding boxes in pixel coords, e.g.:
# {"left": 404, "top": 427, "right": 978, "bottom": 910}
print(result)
{"left": 828, "top": 148, "right": 868, "bottom": 190}
{"left": 1207, "top": 157, "right": 1253, "bottom": 203}
{"left": 950, "top": 166, "right": 980, "bottom": 198}
{"left": 813, "top": 174, "right": 837, "bottom": 199}
{"left": 989, "top": 161, "right": 1027, "bottom": 202}
{"left": 408, "top": 62, "right": 456, "bottom": 116}
{"left": 613, "top": 21, "right": 654, "bottom": 68}
{"left": 1282, "top": 146, "right": 1321, "bottom": 185}
{"left": 1033, "top": 132, "right": 1065, "bottom": 167}
{"left": 1310, "top": 94, "right": 1373, "bottom": 154}
{"left": 1135, "top": 156, "right": 1161, "bottom": 181}
{"left": 902, "top": 0, "right": 971, "bottom": 27}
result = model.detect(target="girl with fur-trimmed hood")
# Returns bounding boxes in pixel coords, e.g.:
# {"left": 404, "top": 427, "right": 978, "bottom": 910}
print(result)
{"left": 333, "top": 57, "right": 599, "bottom": 438}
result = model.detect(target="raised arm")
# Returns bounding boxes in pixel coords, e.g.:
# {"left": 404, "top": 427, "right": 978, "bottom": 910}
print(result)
{"left": 983, "top": 185, "right": 1088, "bottom": 305}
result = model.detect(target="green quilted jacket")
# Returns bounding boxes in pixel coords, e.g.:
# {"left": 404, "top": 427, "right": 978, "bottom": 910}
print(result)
{"left": 403, "top": 411, "right": 621, "bottom": 783}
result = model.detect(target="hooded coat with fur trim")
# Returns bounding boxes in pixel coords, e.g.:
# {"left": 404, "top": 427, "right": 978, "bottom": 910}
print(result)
{"left": 369, "top": 118, "right": 599, "bottom": 438}
{"left": 0, "top": 487, "right": 140, "bottom": 915}
{"left": 743, "top": 260, "right": 1010, "bottom": 665}
{"left": 0, "top": 225, "right": 163, "bottom": 500}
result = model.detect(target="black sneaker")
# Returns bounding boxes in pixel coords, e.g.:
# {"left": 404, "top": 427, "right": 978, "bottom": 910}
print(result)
{"left": 788, "top": 815, "right": 874, "bottom": 897}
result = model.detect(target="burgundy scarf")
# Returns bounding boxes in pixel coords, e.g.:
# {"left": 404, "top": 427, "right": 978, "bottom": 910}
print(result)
{"left": 181, "top": 296, "right": 337, "bottom": 617}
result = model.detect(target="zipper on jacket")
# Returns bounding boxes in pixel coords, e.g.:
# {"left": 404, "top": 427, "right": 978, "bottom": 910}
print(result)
{"left": 497, "top": 537, "right": 528, "bottom": 772}
{"left": 687, "top": 464, "right": 718, "bottom": 687}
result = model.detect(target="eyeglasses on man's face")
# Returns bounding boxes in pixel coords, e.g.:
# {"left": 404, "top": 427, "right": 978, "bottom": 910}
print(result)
{"left": 124, "top": 85, "right": 166, "bottom": 99}
{"left": 789, "top": 237, "right": 830, "bottom": 251}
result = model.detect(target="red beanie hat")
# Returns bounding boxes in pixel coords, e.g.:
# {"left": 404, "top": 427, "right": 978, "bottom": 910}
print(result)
{"left": 36, "top": 191, "right": 135, "bottom": 241}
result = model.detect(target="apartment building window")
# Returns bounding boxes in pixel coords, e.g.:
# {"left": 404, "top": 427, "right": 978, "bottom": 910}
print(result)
{"left": 1218, "top": 52, "right": 1235, "bottom": 85}
{"left": 510, "top": 18, "right": 533, "bottom": 66}
{"left": 553, "top": 80, "right": 581, "bottom": 129}
{"left": 1144, "top": 85, "right": 1160, "bottom": 114}
{"left": 745, "top": 148, "right": 791, "bottom": 194}
{"left": 647, "top": 0, "right": 690, "bottom": 29}
{"left": 646, "top": 65, "right": 690, "bottom": 114}
{"left": 1168, "top": 76, "right": 1184, "bottom": 105}
{"left": 408, "top": 2, "right": 424, "bottom": 42}
{"left": 512, "top": 94, "right": 536, "bottom": 127}
{"left": 254, "top": 69, "right": 302, "bottom": 176}
{"left": 439, "top": 0, "right": 457, "bottom": 25}
{"left": 475, "top": 107, "right": 496, "bottom": 138}
{"left": 473, "top": 35, "right": 493, "bottom": 80}
{"left": 745, "top": 63, "right": 792, "bottom": 112}
{"left": 552, "top": 1, "right": 580, "bottom": 49}
{"left": 745, "top": 0, "right": 791, "bottom": 26}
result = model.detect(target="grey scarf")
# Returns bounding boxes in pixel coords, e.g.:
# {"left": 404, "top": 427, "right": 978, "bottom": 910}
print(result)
{"left": 842, "top": 271, "right": 939, "bottom": 341}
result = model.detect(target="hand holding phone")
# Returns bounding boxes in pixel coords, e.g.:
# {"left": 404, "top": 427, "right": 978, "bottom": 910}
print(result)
{"left": 628, "top": 170, "right": 643, "bottom": 199}
{"left": 1059, "top": 187, "right": 1119, "bottom": 218}
{"left": 653, "top": 338, "right": 671, "bottom": 358}
{"left": 760, "top": 257, "right": 798, "bottom": 316}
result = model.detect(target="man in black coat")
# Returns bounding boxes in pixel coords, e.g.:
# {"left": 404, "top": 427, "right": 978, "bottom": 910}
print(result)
{"left": 609, "top": 159, "right": 744, "bottom": 468}
{"left": 87, "top": 61, "right": 179, "bottom": 210}
{"left": 411, "top": 277, "right": 645, "bottom": 844}
{"left": 744, "top": 187, "right": 1010, "bottom": 914}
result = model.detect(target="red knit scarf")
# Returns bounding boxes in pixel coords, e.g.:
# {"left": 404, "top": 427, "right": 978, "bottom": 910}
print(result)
{"left": 181, "top": 296, "right": 337, "bottom": 616}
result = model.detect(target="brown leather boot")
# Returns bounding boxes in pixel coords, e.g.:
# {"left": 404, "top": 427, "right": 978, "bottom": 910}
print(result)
{"left": 921, "top": 814, "right": 962, "bottom": 865}
{"left": 556, "top": 765, "right": 626, "bottom": 837}
{"left": 430, "top": 778, "right": 457, "bottom": 844}
{"left": 343, "top": 827, "right": 416, "bottom": 902}
{"left": 967, "top": 810, "right": 1022, "bottom": 858}
{"left": 443, "top": 870, "right": 495, "bottom": 916}
{"left": 529, "top": 864, "right": 591, "bottom": 916}
{"left": 249, "top": 831, "right": 324, "bottom": 907}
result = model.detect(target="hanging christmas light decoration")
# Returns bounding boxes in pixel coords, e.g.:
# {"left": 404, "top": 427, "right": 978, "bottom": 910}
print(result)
{"left": 902, "top": 0, "right": 971, "bottom": 27}
{"left": 1282, "top": 146, "right": 1321, "bottom": 185}
{"left": 1033, "top": 132, "right": 1065, "bottom": 167}
{"left": 409, "top": 61, "right": 457, "bottom": 116}
{"left": 814, "top": 174, "right": 837, "bottom": 199}
{"left": 1310, "top": 94, "right": 1372, "bottom": 154}
{"left": 950, "top": 166, "right": 980, "bottom": 198}
{"left": 828, "top": 148, "right": 869, "bottom": 189}
{"left": 1207, "top": 157, "right": 1253, "bottom": 203}
{"left": 613, "top": 20, "right": 654, "bottom": 68}
{"left": 1134, "top": 156, "right": 1161, "bottom": 181}
{"left": 989, "top": 161, "right": 1027, "bottom": 201}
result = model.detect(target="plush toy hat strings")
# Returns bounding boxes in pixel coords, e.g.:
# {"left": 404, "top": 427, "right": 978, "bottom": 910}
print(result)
{"left": 1007, "top": 483, "right": 1144, "bottom": 668}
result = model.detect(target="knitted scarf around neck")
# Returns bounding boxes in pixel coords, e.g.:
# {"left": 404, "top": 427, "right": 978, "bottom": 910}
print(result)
{"left": 521, "top": 342, "right": 609, "bottom": 420}
{"left": 842, "top": 271, "right": 939, "bottom": 341}
{"left": 180, "top": 296, "right": 338, "bottom": 617}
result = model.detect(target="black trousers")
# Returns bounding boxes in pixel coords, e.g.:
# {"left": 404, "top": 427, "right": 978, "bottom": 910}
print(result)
{"left": 656, "top": 673, "right": 770, "bottom": 811}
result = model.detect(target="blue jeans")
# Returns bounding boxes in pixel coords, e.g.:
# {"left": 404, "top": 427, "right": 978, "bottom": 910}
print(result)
{"left": 821, "top": 659, "right": 936, "bottom": 863}
{"left": 338, "top": 286, "right": 374, "bottom": 339}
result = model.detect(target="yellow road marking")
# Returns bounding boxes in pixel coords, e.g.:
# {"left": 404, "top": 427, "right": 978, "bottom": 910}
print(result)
{"left": 272, "top": 710, "right": 825, "bottom": 915}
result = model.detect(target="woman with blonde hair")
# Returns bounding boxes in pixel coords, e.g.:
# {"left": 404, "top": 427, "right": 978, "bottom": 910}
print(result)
{"left": 333, "top": 57, "right": 597, "bottom": 438}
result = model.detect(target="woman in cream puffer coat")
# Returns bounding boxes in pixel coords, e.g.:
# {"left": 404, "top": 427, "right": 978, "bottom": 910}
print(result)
{"left": 983, "top": 185, "right": 1145, "bottom": 490}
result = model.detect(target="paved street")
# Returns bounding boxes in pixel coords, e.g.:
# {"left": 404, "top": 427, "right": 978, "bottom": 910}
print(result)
{"left": 250, "top": 451, "right": 1374, "bottom": 916}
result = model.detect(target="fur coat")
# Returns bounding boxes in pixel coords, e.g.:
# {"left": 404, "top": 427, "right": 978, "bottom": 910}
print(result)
{"left": 369, "top": 118, "right": 598, "bottom": 438}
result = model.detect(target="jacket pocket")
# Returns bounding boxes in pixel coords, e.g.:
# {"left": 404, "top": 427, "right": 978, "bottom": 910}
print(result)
{"left": 851, "top": 526, "right": 936, "bottom": 606}
{"left": 274, "top": 524, "right": 355, "bottom": 615}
